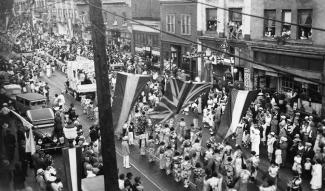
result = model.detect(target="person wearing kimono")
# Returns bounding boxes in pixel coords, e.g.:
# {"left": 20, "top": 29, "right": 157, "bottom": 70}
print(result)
{"left": 156, "top": 142, "right": 166, "bottom": 169}
{"left": 181, "top": 155, "right": 192, "bottom": 188}
{"left": 164, "top": 145, "right": 174, "bottom": 175}
{"left": 251, "top": 125, "right": 261, "bottom": 156}
{"left": 147, "top": 136, "right": 155, "bottom": 162}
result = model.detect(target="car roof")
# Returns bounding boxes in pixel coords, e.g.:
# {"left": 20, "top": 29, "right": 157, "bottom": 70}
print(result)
{"left": 26, "top": 108, "right": 54, "bottom": 122}
{"left": 16, "top": 93, "right": 46, "bottom": 101}
{"left": 2, "top": 84, "right": 21, "bottom": 89}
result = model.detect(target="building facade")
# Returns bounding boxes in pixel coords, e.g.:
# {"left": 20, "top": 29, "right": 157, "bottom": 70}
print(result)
{"left": 160, "top": 0, "right": 198, "bottom": 79}
{"left": 48, "top": 0, "right": 79, "bottom": 38}
{"left": 102, "top": 0, "right": 132, "bottom": 51}
{"left": 248, "top": 0, "right": 325, "bottom": 116}
{"left": 131, "top": 0, "right": 160, "bottom": 69}
{"left": 196, "top": 0, "right": 325, "bottom": 116}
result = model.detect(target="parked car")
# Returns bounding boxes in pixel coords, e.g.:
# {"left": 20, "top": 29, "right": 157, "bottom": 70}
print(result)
{"left": 26, "top": 108, "right": 65, "bottom": 151}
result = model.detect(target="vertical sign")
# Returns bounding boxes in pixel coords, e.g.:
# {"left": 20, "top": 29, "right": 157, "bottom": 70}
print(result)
{"left": 244, "top": 68, "right": 251, "bottom": 90}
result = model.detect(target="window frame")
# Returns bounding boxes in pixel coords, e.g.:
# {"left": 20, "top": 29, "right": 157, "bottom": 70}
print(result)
{"left": 180, "top": 14, "right": 191, "bottom": 35}
{"left": 229, "top": 8, "right": 242, "bottom": 24}
{"left": 206, "top": 8, "right": 218, "bottom": 32}
{"left": 166, "top": 14, "right": 176, "bottom": 33}
{"left": 297, "top": 9, "right": 312, "bottom": 40}
{"left": 281, "top": 10, "right": 292, "bottom": 38}
{"left": 263, "top": 9, "right": 276, "bottom": 38}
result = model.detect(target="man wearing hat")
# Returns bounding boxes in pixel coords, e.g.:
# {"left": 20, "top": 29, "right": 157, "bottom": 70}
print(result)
{"left": 302, "top": 142, "right": 314, "bottom": 164}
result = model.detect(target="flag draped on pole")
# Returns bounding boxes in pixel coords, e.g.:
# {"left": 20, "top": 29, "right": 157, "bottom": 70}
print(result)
{"left": 216, "top": 89, "right": 258, "bottom": 141}
{"left": 10, "top": 110, "right": 36, "bottom": 154}
{"left": 112, "top": 72, "right": 152, "bottom": 133}
{"left": 62, "top": 147, "right": 82, "bottom": 191}
{"left": 148, "top": 78, "right": 211, "bottom": 123}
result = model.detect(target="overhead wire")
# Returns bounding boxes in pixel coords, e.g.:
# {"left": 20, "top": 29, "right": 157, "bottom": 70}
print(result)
{"left": 84, "top": 0, "right": 325, "bottom": 86}
{"left": 192, "top": 1, "right": 325, "bottom": 33}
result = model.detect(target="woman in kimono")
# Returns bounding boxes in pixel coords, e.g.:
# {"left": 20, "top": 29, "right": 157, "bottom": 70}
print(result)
{"left": 181, "top": 155, "right": 193, "bottom": 188}
{"left": 147, "top": 135, "right": 156, "bottom": 162}
{"left": 164, "top": 145, "right": 174, "bottom": 175}
{"left": 156, "top": 142, "right": 166, "bottom": 170}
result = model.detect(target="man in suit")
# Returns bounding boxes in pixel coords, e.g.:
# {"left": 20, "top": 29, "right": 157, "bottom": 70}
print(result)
{"left": 302, "top": 142, "right": 314, "bottom": 163}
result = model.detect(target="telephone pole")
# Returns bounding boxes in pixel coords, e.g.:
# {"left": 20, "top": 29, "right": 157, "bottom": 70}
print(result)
{"left": 89, "top": 0, "right": 119, "bottom": 190}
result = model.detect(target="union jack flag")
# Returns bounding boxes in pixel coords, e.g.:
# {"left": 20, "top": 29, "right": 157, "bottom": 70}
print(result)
{"left": 148, "top": 78, "right": 211, "bottom": 123}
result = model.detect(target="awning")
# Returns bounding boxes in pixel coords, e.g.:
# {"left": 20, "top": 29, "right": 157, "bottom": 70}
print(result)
{"left": 294, "top": 77, "right": 318, "bottom": 85}
{"left": 265, "top": 71, "right": 278, "bottom": 77}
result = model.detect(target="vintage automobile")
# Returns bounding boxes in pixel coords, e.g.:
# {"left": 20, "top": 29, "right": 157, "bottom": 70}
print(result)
{"left": 15, "top": 93, "right": 47, "bottom": 115}
{"left": 0, "top": 84, "right": 22, "bottom": 104}
{"left": 26, "top": 108, "right": 65, "bottom": 151}
{"left": 0, "top": 84, "right": 22, "bottom": 99}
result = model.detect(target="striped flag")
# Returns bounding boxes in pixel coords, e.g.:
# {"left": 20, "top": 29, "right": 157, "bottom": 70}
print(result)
{"left": 149, "top": 78, "right": 211, "bottom": 123}
{"left": 112, "top": 72, "right": 152, "bottom": 132}
{"left": 62, "top": 147, "right": 82, "bottom": 191}
{"left": 216, "top": 89, "right": 258, "bottom": 141}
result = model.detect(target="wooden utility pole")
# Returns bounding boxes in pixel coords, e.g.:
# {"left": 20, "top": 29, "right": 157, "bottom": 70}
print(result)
{"left": 89, "top": 0, "right": 119, "bottom": 190}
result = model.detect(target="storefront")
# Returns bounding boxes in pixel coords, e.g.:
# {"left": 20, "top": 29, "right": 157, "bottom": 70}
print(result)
{"left": 252, "top": 48, "right": 324, "bottom": 115}
{"left": 133, "top": 30, "right": 160, "bottom": 70}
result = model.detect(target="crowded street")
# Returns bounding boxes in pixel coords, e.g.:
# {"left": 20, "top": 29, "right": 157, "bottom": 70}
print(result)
{"left": 1, "top": 0, "right": 325, "bottom": 191}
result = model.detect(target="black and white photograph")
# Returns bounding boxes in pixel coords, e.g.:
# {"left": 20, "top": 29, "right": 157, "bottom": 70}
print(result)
{"left": 0, "top": 0, "right": 325, "bottom": 191}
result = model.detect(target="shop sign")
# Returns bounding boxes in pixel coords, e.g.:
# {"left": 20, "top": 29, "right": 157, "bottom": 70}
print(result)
{"left": 244, "top": 68, "right": 251, "bottom": 90}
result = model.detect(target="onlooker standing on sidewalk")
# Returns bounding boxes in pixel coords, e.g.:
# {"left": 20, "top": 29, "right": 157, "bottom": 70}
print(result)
{"left": 122, "top": 136, "right": 130, "bottom": 169}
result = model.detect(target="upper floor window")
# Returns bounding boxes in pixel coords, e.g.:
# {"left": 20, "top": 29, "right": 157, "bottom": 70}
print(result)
{"left": 281, "top": 10, "right": 291, "bottom": 38}
{"left": 228, "top": 8, "right": 242, "bottom": 39}
{"left": 298, "top": 9, "right": 312, "bottom": 40}
{"left": 181, "top": 14, "right": 191, "bottom": 35}
{"left": 264, "top": 9, "right": 276, "bottom": 37}
{"left": 229, "top": 8, "right": 242, "bottom": 25}
{"left": 206, "top": 8, "right": 218, "bottom": 31}
{"left": 166, "top": 14, "right": 175, "bottom": 33}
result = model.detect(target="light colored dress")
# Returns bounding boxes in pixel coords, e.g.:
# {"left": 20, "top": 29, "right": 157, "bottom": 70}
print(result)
{"left": 310, "top": 164, "right": 322, "bottom": 190}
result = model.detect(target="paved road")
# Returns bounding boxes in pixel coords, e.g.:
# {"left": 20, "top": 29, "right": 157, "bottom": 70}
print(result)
{"left": 41, "top": 71, "right": 188, "bottom": 191}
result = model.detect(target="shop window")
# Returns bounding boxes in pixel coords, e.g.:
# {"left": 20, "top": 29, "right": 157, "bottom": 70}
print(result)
{"left": 264, "top": 10, "right": 276, "bottom": 37}
{"left": 281, "top": 10, "right": 291, "bottom": 38}
{"left": 298, "top": 9, "right": 312, "bottom": 40}
{"left": 181, "top": 14, "right": 191, "bottom": 35}
{"left": 166, "top": 14, "right": 175, "bottom": 33}
{"left": 206, "top": 8, "right": 218, "bottom": 31}
{"left": 228, "top": 8, "right": 242, "bottom": 39}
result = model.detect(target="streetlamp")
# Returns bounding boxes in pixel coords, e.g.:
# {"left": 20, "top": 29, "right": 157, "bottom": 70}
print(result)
{"left": 63, "top": 124, "right": 77, "bottom": 148}
{"left": 62, "top": 123, "right": 82, "bottom": 191}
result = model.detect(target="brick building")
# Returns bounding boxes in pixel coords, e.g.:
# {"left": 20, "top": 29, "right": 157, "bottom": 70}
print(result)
{"left": 160, "top": 0, "right": 198, "bottom": 79}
